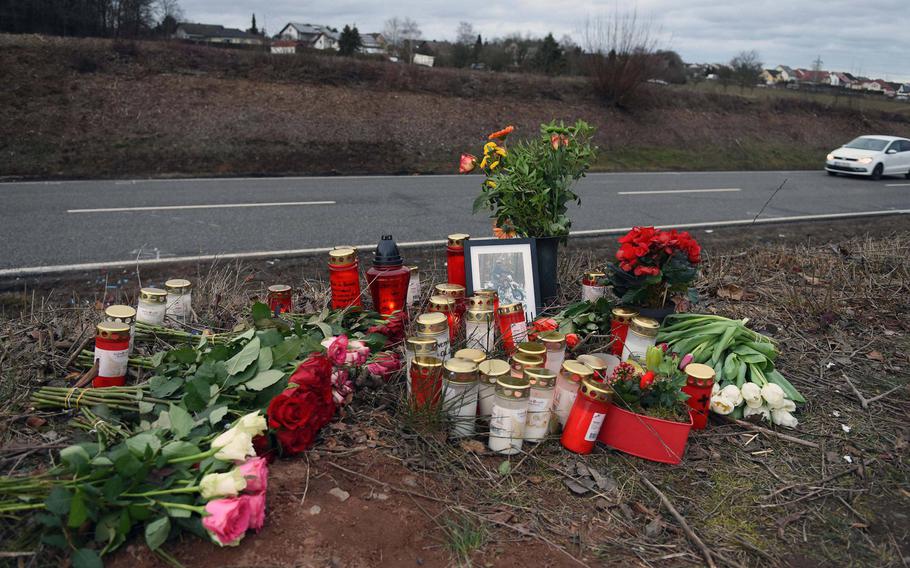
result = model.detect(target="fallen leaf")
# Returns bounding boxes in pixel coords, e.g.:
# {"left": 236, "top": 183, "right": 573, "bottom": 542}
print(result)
{"left": 587, "top": 467, "right": 618, "bottom": 493}
{"left": 26, "top": 415, "right": 47, "bottom": 429}
{"left": 802, "top": 275, "right": 824, "bottom": 286}
{"left": 498, "top": 461, "right": 512, "bottom": 476}
{"left": 564, "top": 478, "right": 594, "bottom": 495}
{"left": 644, "top": 517, "right": 663, "bottom": 538}
{"left": 866, "top": 351, "right": 884, "bottom": 362}
{"left": 459, "top": 440, "right": 487, "bottom": 454}
{"left": 527, "top": 475, "right": 544, "bottom": 484}
{"left": 487, "top": 511, "right": 514, "bottom": 524}
{"left": 716, "top": 284, "right": 745, "bottom": 301}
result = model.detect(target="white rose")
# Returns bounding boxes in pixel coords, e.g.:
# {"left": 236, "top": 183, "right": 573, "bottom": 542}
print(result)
{"left": 761, "top": 384, "right": 786, "bottom": 409}
{"left": 743, "top": 404, "right": 770, "bottom": 421}
{"left": 710, "top": 395, "right": 735, "bottom": 415}
{"left": 234, "top": 411, "right": 267, "bottom": 437}
{"left": 213, "top": 431, "right": 255, "bottom": 462}
{"left": 200, "top": 469, "right": 247, "bottom": 499}
{"left": 741, "top": 383, "right": 763, "bottom": 408}
{"left": 771, "top": 408, "right": 799, "bottom": 428}
{"left": 720, "top": 385, "right": 743, "bottom": 407}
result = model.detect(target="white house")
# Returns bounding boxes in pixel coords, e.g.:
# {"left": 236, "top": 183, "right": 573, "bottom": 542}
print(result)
{"left": 276, "top": 23, "right": 339, "bottom": 50}
{"left": 775, "top": 65, "right": 796, "bottom": 83}
{"left": 413, "top": 53, "right": 435, "bottom": 67}
{"left": 360, "top": 33, "right": 386, "bottom": 55}
{"left": 174, "top": 23, "right": 266, "bottom": 46}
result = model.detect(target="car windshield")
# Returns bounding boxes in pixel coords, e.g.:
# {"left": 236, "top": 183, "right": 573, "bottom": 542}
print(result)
{"left": 844, "top": 137, "right": 889, "bottom": 151}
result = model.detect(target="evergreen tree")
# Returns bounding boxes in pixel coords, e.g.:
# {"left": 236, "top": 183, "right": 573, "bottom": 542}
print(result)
{"left": 338, "top": 24, "right": 362, "bottom": 56}
{"left": 247, "top": 13, "right": 257, "bottom": 35}
{"left": 473, "top": 34, "right": 483, "bottom": 61}
{"left": 534, "top": 33, "right": 564, "bottom": 75}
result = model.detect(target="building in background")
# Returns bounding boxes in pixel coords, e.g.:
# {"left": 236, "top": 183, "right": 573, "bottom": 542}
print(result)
{"left": 275, "top": 23, "right": 339, "bottom": 50}
{"left": 174, "top": 23, "right": 266, "bottom": 46}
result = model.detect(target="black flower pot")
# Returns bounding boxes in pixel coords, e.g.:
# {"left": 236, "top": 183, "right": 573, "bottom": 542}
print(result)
{"left": 633, "top": 305, "right": 676, "bottom": 323}
{"left": 535, "top": 236, "right": 560, "bottom": 306}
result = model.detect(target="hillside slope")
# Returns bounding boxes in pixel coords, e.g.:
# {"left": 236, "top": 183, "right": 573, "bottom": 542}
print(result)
{"left": 1, "top": 34, "right": 908, "bottom": 179}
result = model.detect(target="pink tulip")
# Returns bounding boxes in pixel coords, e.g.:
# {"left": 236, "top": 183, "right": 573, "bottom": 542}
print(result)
{"left": 237, "top": 457, "right": 269, "bottom": 495}
{"left": 459, "top": 153, "right": 476, "bottom": 174}
{"left": 678, "top": 353, "right": 694, "bottom": 371}
{"left": 243, "top": 493, "right": 266, "bottom": 532}
{"left": 203, "top": 497, "right": 250, "bottom": 547}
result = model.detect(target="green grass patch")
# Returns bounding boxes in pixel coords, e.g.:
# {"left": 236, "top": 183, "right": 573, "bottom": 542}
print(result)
{"left": 593, "top": 143, "right": 823, "bottom": 172}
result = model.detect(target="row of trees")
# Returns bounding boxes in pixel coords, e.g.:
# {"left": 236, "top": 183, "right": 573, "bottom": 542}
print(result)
{"left": 0, "top": 0, "right": 183, "bottom": 37}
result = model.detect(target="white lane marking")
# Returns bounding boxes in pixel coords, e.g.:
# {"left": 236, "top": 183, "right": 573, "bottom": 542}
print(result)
{"left": 2, "top": 209, "right": 908, "bottom": 277}
{"left": 617, "top": 188, "right": 741, "bottom": 195}
{"left": 885, "top": 183, "right": 910, "bottom": 187}
{"left": 67, "top": 201, "right": 335, "bottom": 213}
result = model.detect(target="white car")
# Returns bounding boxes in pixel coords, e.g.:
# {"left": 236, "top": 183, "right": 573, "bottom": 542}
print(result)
{"left": 825, "top": 135, "right": 910, "bottom": 180}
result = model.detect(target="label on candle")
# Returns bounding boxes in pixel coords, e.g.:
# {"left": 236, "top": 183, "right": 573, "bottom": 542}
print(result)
{"left": 406, "top": 273, "right": 421, "bottom": 305}
{"left": 526, "top": 395, "right": 552, "bottom": 436}
{"left": 95, "top": 347, "right": 129, "bottom": 377}
{"left": 136, "top": 304, "right": 165, "bottom": 325}
{"left": 553, "top": 386, "right": 578, "bottom": 426}
{"left": 584, "top": 412, "right": 606, "bottom": 441}
{"left": 490, "top": 406, "right": 527, "bottom": 440}
{"left": 510, "top": 321, "right": 528, "bottom": 344}
{"left": 582, "top": 284, "right": 605, "bottom": 302}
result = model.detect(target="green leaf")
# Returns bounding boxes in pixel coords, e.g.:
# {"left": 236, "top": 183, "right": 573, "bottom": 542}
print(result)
{"left": 90, "top": 455, "right": 113, "bottom": 467}
{"left": 208, "top": 405, "right": 229, "bottom": 425}
{"left": 271, "top": 337, "right": 303, "bottom": 367}
{"left": 150, "top": 351, "right": 167, "bottom": 368}
{"left": 138, "top": 401, "right": 156, "bottom": 414}
{"left": 225, "top": 337, "right": 261, "bottom": 376}
{"left": 102, "top": 476, "right": 124, "bottom": 502}
{"left": 257, "top": 346, "right": 273, "bottom": 372}
{"left": 162, "top": 441, "right": 200, "bottom": 460}
{"left": 167, "top": 404, "right": 194, "bottom": 439}
{"left": 145, "top": 516, "right": 171, "bottom": 550}
{"left": 251, "top": 302, "right": 272, "bottom": 321}
{"left": 257, "top": 329, "right": 284, "bottom": 347}
{"left": 126, "top": 433, "right": 161, "bottom": 457}
{"left": 165, "top": 504, "right": 192, "bottom": 518}
{"left": 45, "top": 486, "right": 72, "bottom": 515}
{"left": 72, "top": 549, "right": 103, "bottom": 568}
{"left": 498, "top": 460, "right": 512, "bottom": 476}
{"left": 314, "top": 322, "right": 332, "bottom": 339}
{"left": 243, "top": 369, "right": 286, "bottom": 391}
{"left": 60, "top": 445, "right": 91, "bottom": 472}
{"left": 170, "top": 347, "right": 198, "bottom": 365}
{"left": 68, "top": 489, "right": 89, "bottom": 528}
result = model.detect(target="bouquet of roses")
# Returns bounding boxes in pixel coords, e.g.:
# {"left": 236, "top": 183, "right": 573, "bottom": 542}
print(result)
{"left": 608, "top": 226, "right": 702, "bottom": 310}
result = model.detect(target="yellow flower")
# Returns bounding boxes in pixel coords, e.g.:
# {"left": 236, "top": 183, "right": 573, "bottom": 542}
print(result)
{"left": 494, "top": 146, "right": 507, "bottom": 157}
{"left": 479, "top": 156, "right": 488, "bottom": 169}
{"left": 483, "top": 142, "right": 497, "bottom": 155}
{"left": 486, "top": 180, "right": 497, "bottom": 188}
{"left": 490, "top": 160, "right": 500, "bottom": 169}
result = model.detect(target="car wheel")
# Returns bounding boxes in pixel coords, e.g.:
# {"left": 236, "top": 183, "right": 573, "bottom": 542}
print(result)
{"left": 827, "top": 171, "right": 837, "bottom": 176}
{"left": 870, "top": 164, "right": 883, "bottom": 181}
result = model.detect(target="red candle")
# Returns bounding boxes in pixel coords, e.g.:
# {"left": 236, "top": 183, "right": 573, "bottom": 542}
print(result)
{"left": 329, "top": 247, "right": 362, "bottom": 310}
{"left": 446, "top": 233, "right": 469, "bottom": 287}
{"left": 267, "top": 284, "right": 292, "bottom": 314}
{"left": 497, "top": 302, "right": 527, "bottom": 354}
{"left": 366, "top": 235, "right": 411, "bottom": 316}
{"left": 561, "top": 377, "right": 612, "bottom": 454}
{"left": 609, "top": 307, "right": 638, "bottom": 357}
{"left": 682, "top": 363, "right": 715, "bottom": 430}
{"left": 93, "top": 321, "right": 131, "bottom": 388}
{"left": 409, "top": 355, "right": 443, "bottom": 411}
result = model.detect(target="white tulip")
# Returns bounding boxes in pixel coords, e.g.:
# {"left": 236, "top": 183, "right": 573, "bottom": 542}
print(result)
{"left": 741, "top": 383, "right": 763, "bottom": 408}
{"left": 213, "top": 430, "right": 255, "bottom": 462}
{"left": 771, "top": 408, "right": 799, "bottom": 428}
{"left": 720, "top": 385, "right": 743, "bottom": 407}
{"left": 743, "top": 404, "right": 770, "bottom": 421}
{"left": 779, "top": 398, "right": 796, "bottom": 413}
{"left": 712, "top": 382, "right": 720, "bottom": 395}
{"left": 200, "top": 469, "right": 247, "bottom": 499}
{"left": 761, "top": 384, "right": 786, "bottom": 409}
{"left": 710, "top": 395, "right": 735, "bottom": 415}
{"left": 234, "top": 411, "right": 267, "bottom": 437}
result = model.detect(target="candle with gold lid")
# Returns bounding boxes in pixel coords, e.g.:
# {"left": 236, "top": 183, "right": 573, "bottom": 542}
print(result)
{"left": 164, "top": 279, "right": 192, "bottom": 325}
{"left": 329, "top": 247, "right": 362, "bottom": 310}
{"left": 539, "top": 331, "right": 567, "bottom": 374}
{"left": 621, "top": 316, "right": 660, "bottom": 363}
{"left": 443, "top": 357, "right": 479, "bottom": 438}
{"left": 446, "top": 233, "right": 470, "bottom": 287}
{"left": 524, "top": 367, "right": 557, "bottom": 442}
{"left": 136, "top": 288, "right": 167, "bottom": 325}
{"left": 581, "top": 271, "right": 607, "bottom": 302}
{"left": 489, "top": 373, "right": 530, "bottom": 455}
{"left": 105, "top": 304, "right": 137, "bottom": 349}
{"left": 510, "top": 351, "right": 543, "bottom": 379}
{"left": 267, "top": 284, "right": 292, "bottom": 314}
{"left": 416, "top": 312, "right": 449, "bottom": 360}
{"left": 553, "top": 359, "right": 594, "bottom": 427}
{"left": 497, "top": 302, "right": 527, "bottom": 353}
{"left": 94, "top": 321, "right": 131, "bottom": 388}
{"left": 464, "top": 309, "right": 495, "bottom": 353}
{"left": 517, "top": 341, "right": 546, "bottom": 365}
{"left": 478, "top": 358, "right": 510, "bottom": 419}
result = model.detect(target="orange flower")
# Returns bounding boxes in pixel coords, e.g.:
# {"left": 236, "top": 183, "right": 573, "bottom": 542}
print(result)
{"left": 459, "top": 153, "right": 476, "bottom": 174}
{"left": 488, "top": 125, "right": 515, "bottom": 140}
{"left": 493, "top": 220, "right": 517, "bottom": 239}
{"left": 550, "top": 134, "right": 560, "bottom": 150}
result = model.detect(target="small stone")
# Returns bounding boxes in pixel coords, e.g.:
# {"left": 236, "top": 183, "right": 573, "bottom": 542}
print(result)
{"left": 329, "top": 487, "right": 350, "bottom": 502}
{"left": 308, "top": 505, "right": 322, "bottom": 515}
{"left": 375, "top": 492, "right": 390, "bottom": 501}
{"left": 402, "top": 475, "right": 418, "bottom": 488}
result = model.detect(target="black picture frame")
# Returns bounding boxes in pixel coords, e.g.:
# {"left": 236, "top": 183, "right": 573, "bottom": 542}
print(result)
{"left": 464, "top": 238, "right": 540, "bottom": 320}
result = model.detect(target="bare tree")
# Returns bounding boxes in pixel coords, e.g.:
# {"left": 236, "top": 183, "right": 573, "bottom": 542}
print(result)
{"left": 730, "top": 50, "right": 762, "bottom": 92}
{"left": 456, "top": 21, "right": 474, "bottom": 45}
{"left": 383, "top": 16, "right": 421, "bottom": 62}
{"left": 155, "top": 0, "right": 182, "bottom": 22}
{"left": 582, "top": 9, "right": 660, "bottom": 108}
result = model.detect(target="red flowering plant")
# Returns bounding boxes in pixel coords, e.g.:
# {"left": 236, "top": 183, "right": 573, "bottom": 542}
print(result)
{"left": 606, "top": 346, "right": 690, "bottom": 421}
{"left": 608, "top": 226, "right": 701, "bottom": 310}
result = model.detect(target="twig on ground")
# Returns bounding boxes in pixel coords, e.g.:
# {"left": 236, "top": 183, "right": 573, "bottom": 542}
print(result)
{"left": 724, "top": 418, "right": 820, "bottom": 448}
{"left": 843, "top": 374, "right": 903, "bottom": 410}
{"left": 326, "top": 461, "right": 453, "bottom": 505}
{"left": 639, "top": 476, "right": 717, "bottom": 568}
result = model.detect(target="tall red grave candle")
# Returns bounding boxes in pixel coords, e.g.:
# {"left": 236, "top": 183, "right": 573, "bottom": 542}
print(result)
{"left": 329, "top": 247, "right": 362, "bottom": 310}
{"left": 609, "top": 307, "right": 638, "bottom": 357}
{"left": 366, "top": 235, "right": 410, "bottom": 316}
{"left": 561, "top": 377, "right": 612, "bottom": 455}
{"left": 682, "top": 363, "right": 715, "bottom": 430}
{"left": 446, "top": 233, "right": 469, "bottom": 287}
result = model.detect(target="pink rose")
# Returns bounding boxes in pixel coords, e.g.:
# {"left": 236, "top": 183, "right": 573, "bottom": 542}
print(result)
{"left": 244, "top": 493, "right": 266, "bottom": 532}
{"left": 237, "top": 457, "right": 268, "bottom": 495}
{"left": 678, "top": 353, "right": 695, "bottom": 370}
{"left": 203, "top": 497, "right": 250, "bottom": 547}
{"left": 345, "top": 340, "right": 370, "bottom": 366}
{"left": 366, "top": 351, "right": 402, "bottom": 381}
{"left": 331, "top": 368, "right": 355, "bottom": 405}
{"left": 459, "top": 153, "right": 476, "bottom": 174}
{"left": 326, "top": 335, "right": 348, "bottom": 366}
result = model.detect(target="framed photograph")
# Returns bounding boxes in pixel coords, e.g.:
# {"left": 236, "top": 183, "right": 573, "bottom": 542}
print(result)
{"left": 464, "top": 238, "right": 540, "bottom": 320}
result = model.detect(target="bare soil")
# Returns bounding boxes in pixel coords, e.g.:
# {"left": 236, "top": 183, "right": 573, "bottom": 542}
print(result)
{"left": 1, "top": 34, "right": 909, "bottom": 179}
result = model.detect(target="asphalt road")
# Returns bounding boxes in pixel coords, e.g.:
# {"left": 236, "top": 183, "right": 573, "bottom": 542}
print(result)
{"left": 1, "top": 170, "right": 909, "bottom": 275}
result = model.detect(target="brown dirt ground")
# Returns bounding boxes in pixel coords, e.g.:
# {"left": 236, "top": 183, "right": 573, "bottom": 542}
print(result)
{"left": 1, "top": 34, "right": 908, "bottom": 179}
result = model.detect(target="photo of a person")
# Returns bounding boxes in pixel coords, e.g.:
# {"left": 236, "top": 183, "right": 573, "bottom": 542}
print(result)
{"left": 480, "top": 253, "right": 527, "bottom": 305}
{"left": 466, "top": 239, "right": 539, "bottom": 320}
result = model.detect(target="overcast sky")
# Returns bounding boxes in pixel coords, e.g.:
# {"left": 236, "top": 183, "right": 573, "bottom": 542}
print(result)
{"left": 179, "top": 0, "right": 910, "bottom": 82}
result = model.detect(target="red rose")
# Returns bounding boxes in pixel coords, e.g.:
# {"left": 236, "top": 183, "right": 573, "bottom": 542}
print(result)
{"left": 532, "top": 317, "right": 558, "bottom": 332}
{"left": 289, "top": 354, "right": 333, "bottom": 389}
{"left": 252, "top": 434, "right": 277, "bottom": 464}
{"left": 565, "top": 333, "right": 579, "bottom": 349}
{"left": 639, "top": 371, "right": 656, "bottom": 390}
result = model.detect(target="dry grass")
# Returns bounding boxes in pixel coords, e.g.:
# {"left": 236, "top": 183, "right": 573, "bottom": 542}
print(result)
{"left": 1, "top": 232, "right": 909, "bottom": 565}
